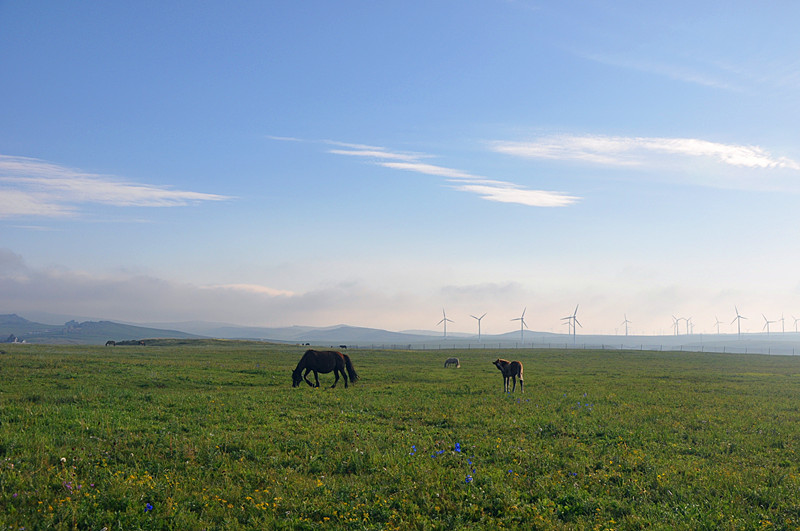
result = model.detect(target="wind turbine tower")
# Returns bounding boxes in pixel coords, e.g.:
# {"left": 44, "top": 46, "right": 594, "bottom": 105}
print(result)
{"left": 794, "top": 316, "right": 799, "bottom": 333}
{"left": 471, "top": 312, "right": 487, "bottom": 341}
{"left": 511, "top": 307, "right": 528, "bottom": 344}
{"left": 714, "top": 316, "right": 722, "bottom": 334}
{"left": 561, "top": 305, "right": 581, "bottom": 342}
{"left": 621, "top": 314, "right": 631, "bottom": 336}
{"left": 672, "top": 315, "right": 680, "bottom": 336}
{"left": 437, "top": 309, "right": 454, "bottom": 339}
{"left": 731, "top": 307, "right": 747, "bottom": 338}
{"left": 762, "top": 314, "right": 776, "bottom": 336}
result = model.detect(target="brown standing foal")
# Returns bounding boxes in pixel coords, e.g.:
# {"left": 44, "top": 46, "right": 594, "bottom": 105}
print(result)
{"left": 493, "top": 358, "right": 524, "bottom": 393}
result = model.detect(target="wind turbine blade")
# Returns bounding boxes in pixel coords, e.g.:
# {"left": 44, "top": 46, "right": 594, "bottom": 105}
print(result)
{"left": 575, "top": 318, "right": 582, "bottom": 328}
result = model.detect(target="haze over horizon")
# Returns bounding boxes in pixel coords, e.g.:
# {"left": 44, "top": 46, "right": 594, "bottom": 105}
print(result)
{"left": 2, "top": 2, "right": 800, "bottom": 337}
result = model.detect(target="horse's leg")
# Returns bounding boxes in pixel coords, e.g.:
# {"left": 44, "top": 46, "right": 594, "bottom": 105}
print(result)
{"left": 303, "top": 368, "right": 315, "bottom": 387}
{"left": 511, "top": 375, "right": 517, "bottom": 393}
{"left": 341, "top": 367, "right": 349, "bottom": 388}
{"left": 314, "top": 371, "right": 320, "bottom": 388}
{"left": 520, "top": 379, "right": 524, "bottom": 393}
{"left": 331, "top": 369, "right": 339, "bottom": 388}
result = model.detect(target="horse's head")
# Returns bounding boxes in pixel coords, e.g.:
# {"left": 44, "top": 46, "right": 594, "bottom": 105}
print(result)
{"left": 292, "top": 368, "right": 303, "bottom": 387}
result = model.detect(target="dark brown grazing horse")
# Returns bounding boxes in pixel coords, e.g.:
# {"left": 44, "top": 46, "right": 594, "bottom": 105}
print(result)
{"left": 292, "top": 349, "right": 359, "bottom": 389}
{"left": 493, "top": 358, "right": 524, "bottom": 393}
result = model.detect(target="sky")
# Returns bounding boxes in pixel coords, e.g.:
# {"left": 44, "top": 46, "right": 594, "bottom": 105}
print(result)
{"left": 2, "top": 1, "right": 800, "bottom": 336}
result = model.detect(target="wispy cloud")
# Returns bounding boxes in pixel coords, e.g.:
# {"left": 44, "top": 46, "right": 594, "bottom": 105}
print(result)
{"left": 0, "top": 154, "right": 231, "bottom": 219}
{"left": 0, "top": 248, "right": 423, "bottom": 328}
{"left": 322, "top": 142, "right": 579, "bottom": 207}
{"left": 202, "top": 283, "right": 295, "bottom": 297}
{"left": 325, "top": 140, "right": 425, "bottom": 162}
{"left": 579, "top": 51, "right": 739, "bottom": 91}
{"left": 379, "top": 161, "right": 479, "bottom": 180}
{"left": 450, "top": 182, "right": 577, "bottom": 207}
{"left": 492, "top": 135, "right": 800, "bottom": 170}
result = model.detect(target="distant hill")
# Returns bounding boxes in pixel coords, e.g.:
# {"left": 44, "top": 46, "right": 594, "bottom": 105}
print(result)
{"left": 6, "top": 313, "right": 800, "bottom": 355}
{"left": 0, "top": 314, "right": 203, "bottom": 345}
{"left": 163, "top": 323, "right": 427, "bottom": 345}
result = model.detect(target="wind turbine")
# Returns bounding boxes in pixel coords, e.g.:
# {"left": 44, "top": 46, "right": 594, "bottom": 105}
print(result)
{"left": 511, "top": 307, "right": 528, "bottom": 344}
{"left": 437, "top": 309, "right": 454, "bottom": 339}
{"left": 779, "top": 314, "right": 785, "bottom": 333}
{"left": 731, "top": 306, "right": 747, "bottom": 338}
{"left": 685, "top": 317, "right": 692, "bottom": 335}
{"left": 713, "top": 316, "right": 722, "bottom": 334}
{"left": 671, "top": 315, "right": 680, "bottom": 336}
{"left": 794, "top": 315, "right": 799, "bottom": 333}
{"left": 471, "top": 312, "right": 486, "bottom": 341}
{"left": 621, "top": 314, "right": 631, "bottom": 336}
{"left": 561, "top": 305, "right": 581, "bottom": 342}
{"left": 762, "top": 314, "right": 776, "bottom": 336}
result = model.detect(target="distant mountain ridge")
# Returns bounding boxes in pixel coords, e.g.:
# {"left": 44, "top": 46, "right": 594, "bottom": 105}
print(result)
{"left": 5, "top": 313, "right": 800, "bottom": 355}
{"left": 144, "top": 322, "right": 434, "bottom": 343}
{"left": 0, "top": 314, "right": 202, "bottom": 345}
{"left": 136, "top": 320, "right": 800, "bottom": 355}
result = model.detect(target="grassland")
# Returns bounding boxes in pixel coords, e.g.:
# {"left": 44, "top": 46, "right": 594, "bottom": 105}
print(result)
{"left": 2, "top": 341, "right": 800, "bottom": 529}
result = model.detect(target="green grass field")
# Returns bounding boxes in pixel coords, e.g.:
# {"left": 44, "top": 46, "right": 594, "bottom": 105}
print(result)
{"left": 2, "top": 341, "right": 800, "bottom": 529}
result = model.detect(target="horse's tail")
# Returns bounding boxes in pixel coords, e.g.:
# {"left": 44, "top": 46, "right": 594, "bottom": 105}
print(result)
{"left": 517, "top": 362, "right": 524, "bottom": 381}
{"left": 343, "top": 354, "right": 359, "bottom": 384}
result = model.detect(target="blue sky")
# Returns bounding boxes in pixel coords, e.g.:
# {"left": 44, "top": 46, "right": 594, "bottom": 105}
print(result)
{"left": 2, "top": 1, "right": 800, "bottom": 335}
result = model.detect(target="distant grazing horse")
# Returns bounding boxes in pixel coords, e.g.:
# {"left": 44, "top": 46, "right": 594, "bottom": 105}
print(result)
{"left": 292, "top": 349, "right": 359, "bottom": 389}
{"left": 105, "top": 340, "right": 116, "bottom": 347}
{"left": 444, "top": 357, "right": 460, "bottom": 368}
{"left": 493, "top": 358, "right": 524, "bottom": 393}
